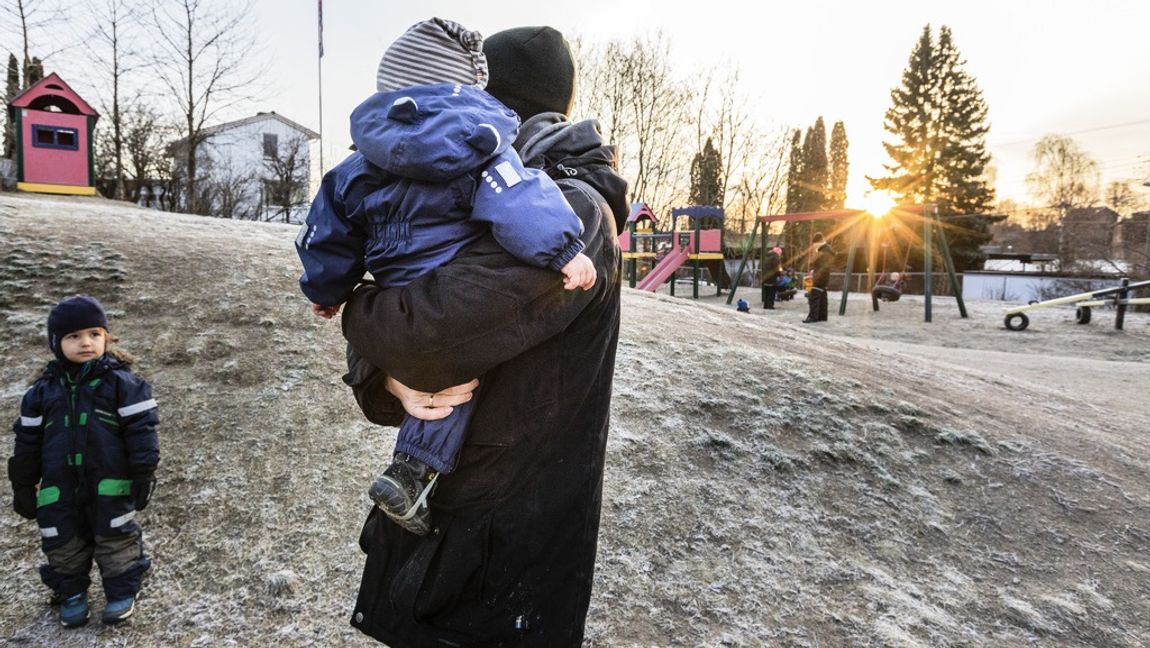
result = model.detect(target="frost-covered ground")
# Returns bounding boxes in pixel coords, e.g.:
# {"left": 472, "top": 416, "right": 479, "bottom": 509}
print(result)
{"left": 1, "top": 193, "right": 1148, "bottom": 647}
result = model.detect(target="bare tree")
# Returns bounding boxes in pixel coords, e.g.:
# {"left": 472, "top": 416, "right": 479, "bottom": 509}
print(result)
{"left": 728, "top": 124, "right": 789, "bottom": 234}
{"left": 260, "top": 134, "right": 310, "bottom": 223}
{"left": 1105, "top": 180, "right": 1148, "bottom": 216}
{"left": 198, "top": 154, "right": 256, "bottom": 219}
{"left": 82, "top": 0, "right": 146, "bottom": 200}
{"left": 1025, "top": 134, "right": 1099, "bottom": 214}
{"left": 1, "top": 0, "right": 70, "bottom": 84}
{"left": 1025, "top": 134, "right": 1100, "bottom": 263}
{"left": 577, "top": 32, "right": 693, "bottom": 225}
{"left": 151, "top": 0, "right": 261, "bottom": 214}
{"left": 122, "top": 104, "right": 172, "bottom": 203}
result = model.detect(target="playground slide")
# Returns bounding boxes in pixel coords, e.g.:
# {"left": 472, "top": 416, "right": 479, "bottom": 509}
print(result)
{"left": 636, "top": 247, "right": 690, "bottom": 292}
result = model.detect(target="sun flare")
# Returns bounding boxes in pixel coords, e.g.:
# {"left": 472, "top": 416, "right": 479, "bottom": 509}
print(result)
{"left": 860, "top": 191, "right": 898, "bottom": 219}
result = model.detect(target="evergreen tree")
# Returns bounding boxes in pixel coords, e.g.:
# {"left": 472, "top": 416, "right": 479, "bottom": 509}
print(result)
{"left": 800, "top": 116, "right": 828, "bottom": 213}
{"left": 784, "top": 129, "right": 804, "bottom": 214}
{"left": 783, "top": 129, "right": 804, "bottom": 254}
{"left": 828, "top": 121, "right": 849, "bottom": 210}
{"left": 4, "top": 53, "right": 18, "bottom": 159}
{"left": 934, "top": 27, "right": 994, "bottom": 216}
{"left": 870, "top": 24, "right": 996, "bottom": 270}
{"left": 26, "top": 57, "right": 44, "bottom": 87}
{"left": 689, "top": 137, "right": 724, "bottom": 207}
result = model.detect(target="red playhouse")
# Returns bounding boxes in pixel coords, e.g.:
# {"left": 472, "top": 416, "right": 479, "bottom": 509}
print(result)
{"left": 8, "top": 73, "right": 99, "bottom": 196}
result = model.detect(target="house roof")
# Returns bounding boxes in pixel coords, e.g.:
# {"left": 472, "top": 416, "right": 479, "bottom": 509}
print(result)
{"left": 1065, "top": 206, "right": 1119, "bottom": 223}
{"left": 8, "top": 73, "right": 98, "bottom": 117}
{"left": 169, "top": 111, "right": 320, "bottom": 149}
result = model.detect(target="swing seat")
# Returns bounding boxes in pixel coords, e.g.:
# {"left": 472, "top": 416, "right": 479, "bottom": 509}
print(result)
{"left": 872, "top": 284, "right": 903, "bottom": 302}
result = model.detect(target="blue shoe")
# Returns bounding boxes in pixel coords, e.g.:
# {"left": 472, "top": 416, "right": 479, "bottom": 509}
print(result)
{"left": 59, "top": 592, "right": 90, "bottom": 628}
{"left": 101, "top": 595, "right": 136, "bottom": 625}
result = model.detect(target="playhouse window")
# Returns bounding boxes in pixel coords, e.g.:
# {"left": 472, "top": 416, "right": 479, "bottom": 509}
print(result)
{"left": 31, "top": 125, "right": 79, "bottom": 151}
{"left": 263, "top": 133, "right": 278, "bottom": 159}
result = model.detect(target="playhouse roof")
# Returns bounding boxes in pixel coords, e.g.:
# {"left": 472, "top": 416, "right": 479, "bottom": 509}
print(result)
{"left": 628, "top": 203, "right": 657, "bottom": 223}
{"left": 8, "top": 73, "right": 98, "bottom": 117}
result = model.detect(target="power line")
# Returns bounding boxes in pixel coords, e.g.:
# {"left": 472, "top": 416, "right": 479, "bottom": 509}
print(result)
{"left": 990, "top": 118, "right": 1150, "bottom": 148}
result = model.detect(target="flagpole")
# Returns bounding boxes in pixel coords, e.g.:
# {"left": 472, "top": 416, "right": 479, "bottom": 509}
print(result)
{"left": 317, "top": 0, "right": 325, "bottom": 177}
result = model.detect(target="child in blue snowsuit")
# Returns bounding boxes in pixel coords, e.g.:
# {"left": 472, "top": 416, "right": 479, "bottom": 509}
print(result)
{"left": 8, "top": 295, "right": 159, "bottom": 627}
{"left": 295, "top": 18, "right": 594, "bottom": 535}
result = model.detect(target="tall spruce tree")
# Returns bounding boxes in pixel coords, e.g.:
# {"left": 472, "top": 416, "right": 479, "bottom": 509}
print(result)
{"left": 870, "top": 24, "right": 996, "bottom": 272}
{"left": 4, "top": 53, "right": 18, "bottom": 159}
{"left": 828, "top": 121, "right": 849, "bottom": 210}
{"left": 689, "top": 137, "right": 724, "bottom": 207}
{"left": 801, "top": 117, "right": 828, "bottom": 213}
{"left": 26, "top": 57, "right": 44, "bottom": 87}
{"left": 783, "top": 129, "right": 804, "bottom": 254}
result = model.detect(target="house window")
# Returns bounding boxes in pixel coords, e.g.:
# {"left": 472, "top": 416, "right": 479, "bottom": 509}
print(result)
{"left": 31, "top": 125, "right": 79, "bottom": 150}
{"left": 263, "top": 133, "right": 278, "bottom": 159}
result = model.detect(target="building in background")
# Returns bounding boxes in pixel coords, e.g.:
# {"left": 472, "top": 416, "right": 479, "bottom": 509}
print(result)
{"left": 167, "top": 111, "right": 318, "bottom": 223}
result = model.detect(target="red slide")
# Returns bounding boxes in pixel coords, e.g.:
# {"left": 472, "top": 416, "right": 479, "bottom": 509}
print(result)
{"left": 636, "top": 247, "right": 690, "bottom": 292}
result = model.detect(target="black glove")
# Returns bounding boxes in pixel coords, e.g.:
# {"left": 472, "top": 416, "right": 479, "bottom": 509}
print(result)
{"left": 12, "top": 484, "right": 37, "bottom": 520}
{"left": 8, "top": 456, "right": 40, "bottom": 520}
{"left": 130, "top": 469, "right": 157, "bottom": 511}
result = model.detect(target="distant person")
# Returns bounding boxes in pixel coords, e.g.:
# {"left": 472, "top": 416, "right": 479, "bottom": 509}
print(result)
{"left": 761, "top": 246, "right": 783, "bottom": 309}
{"left": 8, "top": 295, "right": 159, "bottom": 627}
{"left": 804, "top": 232, "right": 834, "bottom": 323}
{"left": 339, "top": 24, "right": 628, "bottom": 646}
{"left": 294, "top": 18, "right": 595, "bottom": 535}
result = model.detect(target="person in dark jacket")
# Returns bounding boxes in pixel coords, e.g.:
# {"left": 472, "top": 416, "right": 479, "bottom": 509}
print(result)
{"left": 8, "top": 295, "right": 159, "bottom": 627}
{"left": 337, "top": 25, "right": 627, "bottom": 647}
{"left": 295, "top": 18, "right": 597, "bottom": 535}
{"left": 804, "top": 232, "right": 835, "bottom": 323}
{"left": 761, "top": 246, "right": 783, "bottom": 309}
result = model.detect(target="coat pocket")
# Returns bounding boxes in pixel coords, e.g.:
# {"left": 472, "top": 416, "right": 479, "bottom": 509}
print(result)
{"left": 390, "top": 512, "right": 493, "bottom": 630}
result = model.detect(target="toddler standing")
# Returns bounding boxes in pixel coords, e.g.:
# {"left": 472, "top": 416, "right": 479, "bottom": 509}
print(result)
{"left": 8, "top": 295, "right": 159, "bottom": 627}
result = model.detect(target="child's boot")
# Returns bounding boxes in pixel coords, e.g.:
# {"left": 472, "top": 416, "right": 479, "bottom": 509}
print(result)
{"left": 368, "top": 453, "right": 438, "bottom": 536}
{"left": 101, "top": 594, "right": 137, "bottom": 625}
{"left": 59, "top": 592, "right": 90, "bottom": 628}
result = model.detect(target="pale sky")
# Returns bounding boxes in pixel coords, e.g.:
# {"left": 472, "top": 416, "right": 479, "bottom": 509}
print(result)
{"left": 251, "top": 1, "right": 1150, "bottom": 209}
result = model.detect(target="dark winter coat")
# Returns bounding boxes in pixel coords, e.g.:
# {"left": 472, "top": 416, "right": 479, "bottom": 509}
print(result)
{"left": 340, "top": 112, "right": 627, "bottom": 647}
{"left": 812, "top": 242, "right": 834, "bottom": 289}
{"left": 761, "top": 250, "right": 782, "bottom": 285}
{"left": 10, "top": 356, "right": 159, "bottom": 548}
{"left": 296, "top": 83, "right": 586, "bottom": 306}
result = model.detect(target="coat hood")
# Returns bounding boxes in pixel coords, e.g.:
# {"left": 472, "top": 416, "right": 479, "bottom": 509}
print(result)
{"left": 349, "top": 83, "right": 519, "bottom": 182}
{"left": 516, "top": 113, "right": 630, "bottom": 233}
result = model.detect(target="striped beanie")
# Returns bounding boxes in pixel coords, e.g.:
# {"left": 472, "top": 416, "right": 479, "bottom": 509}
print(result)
{"left": 376, "top": 18, "right": 488, "bottom": 92}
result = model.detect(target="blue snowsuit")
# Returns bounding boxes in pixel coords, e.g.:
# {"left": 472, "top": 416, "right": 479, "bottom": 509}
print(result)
{"left": 11, "top": 355, "right": 159, "bottom": 600}
{"left": 296, "top": 82, "right": 585, "bottom": 474}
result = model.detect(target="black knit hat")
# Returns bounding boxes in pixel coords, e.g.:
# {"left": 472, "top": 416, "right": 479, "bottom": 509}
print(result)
{"left": 47, "top": 295, "right": 108, "bottom": 361}
{"left": 483, "top": 26, "right": 576, "bottom": 119}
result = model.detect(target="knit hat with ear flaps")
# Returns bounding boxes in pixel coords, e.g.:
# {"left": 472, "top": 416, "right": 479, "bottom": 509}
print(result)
{"left": 47, "top": 295, "right": 108, "bottom": 361}
{"left": 376, "top": 18, "right": 488, "bottom": 92}
{"left": 483, "top": 26, "right": 576, "bottom": 119}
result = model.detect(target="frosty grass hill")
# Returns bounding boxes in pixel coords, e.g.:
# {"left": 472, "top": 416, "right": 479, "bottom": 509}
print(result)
{"left": 1, "top": 192, "right": 1148, "bottom": 647}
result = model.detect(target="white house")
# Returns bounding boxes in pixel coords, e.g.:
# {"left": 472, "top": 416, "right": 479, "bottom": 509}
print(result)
{"left": 168, "top": 111, "right": 319, "bottom": 223}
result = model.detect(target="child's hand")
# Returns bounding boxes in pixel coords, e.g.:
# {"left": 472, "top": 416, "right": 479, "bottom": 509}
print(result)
{"left": 311, "top": 303, "right": 341, "bottom": 319}
{"left": 561, "top": 253, "right": 596, "bottom": 291}
{"left": 11, "top": 484, "right": 36, "bottom": 520}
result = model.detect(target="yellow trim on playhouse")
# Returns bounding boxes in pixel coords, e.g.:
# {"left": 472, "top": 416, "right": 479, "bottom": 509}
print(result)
{"left": 17, "top": 182, "right": 97, "bottom": 196}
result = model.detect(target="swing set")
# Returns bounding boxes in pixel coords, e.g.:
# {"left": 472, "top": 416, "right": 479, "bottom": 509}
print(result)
{"left": 727, "top": 204, "right": 968, "bottom": 322}
{"left": 869, "top": 221, "right": 914, "bottom": 311}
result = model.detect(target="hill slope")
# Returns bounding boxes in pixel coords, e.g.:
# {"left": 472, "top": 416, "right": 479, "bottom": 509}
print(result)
{"left": 1, "top": 193, "right": 1147, "bottom": 647}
